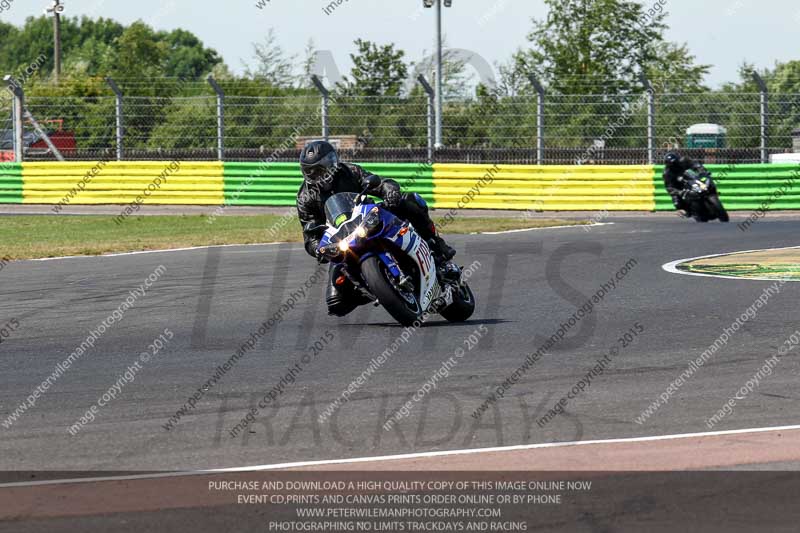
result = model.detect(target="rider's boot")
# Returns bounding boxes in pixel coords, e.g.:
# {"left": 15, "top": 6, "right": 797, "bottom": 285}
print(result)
{"left": 427, "top": 234, "right": 456, "bottom": 263}
{"left": 440, "top": 261, "right": 462, "bottom": 282}
{"left": 427, "top": 232, "right": 459, "bottom": 283}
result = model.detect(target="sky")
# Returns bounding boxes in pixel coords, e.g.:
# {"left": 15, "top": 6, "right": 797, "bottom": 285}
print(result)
{"left": 1, "top": 0, "right": 798, "bottom": 88}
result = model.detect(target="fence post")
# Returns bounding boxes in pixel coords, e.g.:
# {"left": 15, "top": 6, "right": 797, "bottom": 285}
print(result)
{"left": 3, "top": 76, "right": 24, "bottom": 163}
{"left": 640, "top": 74, "right": 656, "bottom": 165}
{"left": 752, "top": 72, "right": 768, "bottom": 164}
{"left": 528, "top": 75, "right": 545, "bottom": 165}
{"left": 417, "top": 75, "right": 435, "bottom": 164}
{"left": 207, "top": 75, "right": 225, "bottom": 161}
{"left": 311, "top": 75, "right": 330, "bottom": 141}
{"left": 105, "top": 77, "right": 123, "bottom": 161}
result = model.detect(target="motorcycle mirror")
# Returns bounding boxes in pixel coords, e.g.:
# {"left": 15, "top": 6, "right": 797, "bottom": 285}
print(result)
{"left": 355, "top": 175, "right": 380, "bottom": 205}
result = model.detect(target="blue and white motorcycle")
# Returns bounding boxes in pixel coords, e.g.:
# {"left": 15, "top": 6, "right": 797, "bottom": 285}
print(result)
{"left": 317, "top": 190, "right": 475, "bottom": 327}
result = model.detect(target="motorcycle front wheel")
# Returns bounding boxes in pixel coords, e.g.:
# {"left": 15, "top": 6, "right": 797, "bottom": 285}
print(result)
{"left": 706, "top": 195, "right": 729, "bottom": 222}
{"left": 688, "top": 199, "right": 709, "bottom": 222}
{"left": 361, "top": 256, "right": 421, "bottom": 327}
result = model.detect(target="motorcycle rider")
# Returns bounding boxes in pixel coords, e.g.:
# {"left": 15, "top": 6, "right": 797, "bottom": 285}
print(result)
{"left": 296, "top": 140, "right": 456, "bottom": 317}
{"left": 663, "top": 151, "right": 710, "bottom": 217}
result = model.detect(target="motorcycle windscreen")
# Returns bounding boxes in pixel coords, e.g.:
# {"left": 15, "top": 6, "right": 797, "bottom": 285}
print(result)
{"left": 684, "top": 169, "right": 700, "bottom": 180}
{"left": 324, "top": 192, "right": 359, "bottom": 228}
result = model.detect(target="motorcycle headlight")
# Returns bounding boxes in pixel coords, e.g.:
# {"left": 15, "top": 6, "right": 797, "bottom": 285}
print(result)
{"left": 337, "top": 240, "right": 349, "bottom": 253}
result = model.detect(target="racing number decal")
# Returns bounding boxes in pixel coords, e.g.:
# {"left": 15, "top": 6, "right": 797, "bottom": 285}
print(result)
{"left": 416, "top": 240, "right": 433, "bottom": 278}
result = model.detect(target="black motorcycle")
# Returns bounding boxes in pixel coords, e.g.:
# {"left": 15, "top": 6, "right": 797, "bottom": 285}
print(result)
{"left": 679, "top": 169, "right": 729, "bottom": 223}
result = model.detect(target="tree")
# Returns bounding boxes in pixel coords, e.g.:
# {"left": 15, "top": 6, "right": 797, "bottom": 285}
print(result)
{"left": 770, "top": 61, "right": 800, "bottom": 94}
{"left": 160, "top": 28, "right": 223, "bottom": 79}
{"left": 769, "top": 61, "right": 800, "bottom": 146}
{"left": 643, "top": 41, "right": 709, "bottom": 94}
{"left": 725, "top": 60, "right": 800, "bottom": 95}
{"left": 411, "top": 37, "right": 472, "bottom": 99}
{"left": 721, "top": 61, "right": 800, "bottom": 149}
{"left": 513, "top": 0, "right": 709, "bottom": 95}
{"left": 0, "top": 16, "right": 224, "bottom": 85}
{"left": 337, "top": 39, "right": 408, "bottom": 96}
{"left": 62, "top": 37, "right": 115, "bottom": 77}
{"left": 297, "top": 38, "right": 318, "bottom": 88}
{"left": 244, "top": 29, "right": 295, "bottom": 87}
{"left": 492, "top": 52, "right": 536, "bottom": 97}
{"left": 330, "top": 40, "right": 411, "bottom": 148}
{"left": 106, "top": 22, "right": 168, "bottom": 80}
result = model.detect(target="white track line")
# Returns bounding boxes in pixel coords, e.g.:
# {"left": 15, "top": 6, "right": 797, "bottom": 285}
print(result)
{"left": 663, "top": 245, "right": 800, "bottom": 281}
{"left": 478, "top": 222, "right": 614, "bottom": 235}
{"left": 23, "top": 242, "right": 287, "bottom": 263}
{"left": 3, "top": 423, "right": 800, "bottom": 489}
{"left": 15, "top": 223, "right": 615, "bottom": 262}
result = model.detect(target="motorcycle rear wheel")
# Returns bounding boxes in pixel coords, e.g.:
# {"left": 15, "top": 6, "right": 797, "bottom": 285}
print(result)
{"left": 361, "top": 256, "right": 421, "bottom": 327}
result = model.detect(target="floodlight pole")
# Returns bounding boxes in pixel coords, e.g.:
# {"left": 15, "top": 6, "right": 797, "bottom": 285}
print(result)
{"left": 46, "top": 0, "right": 64, "bottom": 84}
{"left": 424, "top": 0, "right": 451, "bottom": 149}
{"left": 434, "top": 0, "right": 443, "bottom": 149}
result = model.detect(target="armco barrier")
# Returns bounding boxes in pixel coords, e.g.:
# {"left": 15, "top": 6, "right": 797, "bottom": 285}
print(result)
{"left": 0, "top": 163, "right": 23, "bottom": 204}
{"left": 222, "top": 162, "right": 435, "bottom": 207}
{"left": 653, "top": 163, "right": 800, "bottom": 211}
{"left": 433, "top": 164, "right": 655, "bottom": 211}
{"left": 21, "top": 162, "right": 224, "bottom": 205}
{"left": 223, "top": 162, "right": 300, "bottom": 207}
{"left": 2, "top": 162, "right": 799, "bottom": 211}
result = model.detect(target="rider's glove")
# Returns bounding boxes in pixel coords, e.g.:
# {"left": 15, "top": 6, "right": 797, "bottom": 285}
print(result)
{"left": 384, "top": 188, "right": 402, "bottom": 208}
{"left": 311, "top": 240, "right": 328, "bottom": 264}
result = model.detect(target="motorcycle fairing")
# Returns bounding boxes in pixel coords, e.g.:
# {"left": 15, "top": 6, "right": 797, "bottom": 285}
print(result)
{"left": 320, "top": 200, "right": 441, "bottom": 312}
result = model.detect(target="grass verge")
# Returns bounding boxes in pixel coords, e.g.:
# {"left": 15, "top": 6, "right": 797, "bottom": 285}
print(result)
{"left": 0, "top": 215, "right": 588, "bottom": 260}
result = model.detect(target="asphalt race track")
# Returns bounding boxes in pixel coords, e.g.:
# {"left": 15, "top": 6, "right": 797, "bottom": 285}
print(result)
{"left": 2, "top": 213, "right": 798, "bottom": 469}
{"left": 1, "top": 214, "right": 799, "bottom": 530}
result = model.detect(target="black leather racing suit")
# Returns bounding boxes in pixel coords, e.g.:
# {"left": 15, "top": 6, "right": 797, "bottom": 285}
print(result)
{"left": 663, "top": 157, "right": 709, "bottom": 211}
{"left": 296, "top": 162, "right": 440, "bottom": 317}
